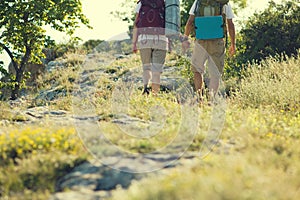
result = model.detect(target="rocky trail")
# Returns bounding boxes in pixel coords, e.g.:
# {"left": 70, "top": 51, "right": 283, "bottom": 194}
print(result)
{"left": 1, "top": 49, "right": 237, "bottom": 200}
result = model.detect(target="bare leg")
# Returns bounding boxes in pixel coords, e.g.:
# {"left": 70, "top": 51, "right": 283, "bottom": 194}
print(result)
{"left": 194, "top": 71, "right": 203, "bottom": 98}
{"left": 151, "top": 71, "right": 161, "bottom": 95}
{"left": 142, "top": 67, "right": 151, "bottom": 95}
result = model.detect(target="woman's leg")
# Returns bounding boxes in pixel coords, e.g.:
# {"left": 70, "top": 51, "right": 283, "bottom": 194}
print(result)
{"left": 139, "top": 48, "right": 152, "bottom": 94}
{"left": 152, "top": 48, "right": 166, "bottom": 94}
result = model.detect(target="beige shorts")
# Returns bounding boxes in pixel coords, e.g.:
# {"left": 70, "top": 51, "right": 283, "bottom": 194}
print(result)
{"left": 137, "top": 34, "right": 168, "bottom": 51}
{"left": 138, "top": 38, "right": 167, "bottom": 73}
{"left": 191, "top": 39, "right": 225, "bottom": 77}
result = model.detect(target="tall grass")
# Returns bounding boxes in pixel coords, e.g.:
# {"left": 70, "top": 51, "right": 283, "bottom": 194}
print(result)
{"left": 108, "top": 53, "right": 300, "bottom": 199}
{"left": 234, "top": 53, "right": 300, "bottom": 114}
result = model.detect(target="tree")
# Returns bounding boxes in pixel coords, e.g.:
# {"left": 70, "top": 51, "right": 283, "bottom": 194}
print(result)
{"left": 0, "top": 0, "right": 91, "bottom": 100}
{"left": 82, "top": 39, "right": 104, "bottom": 53}
{"left": 235, "top": 0, "right": 300, "bottom": 65}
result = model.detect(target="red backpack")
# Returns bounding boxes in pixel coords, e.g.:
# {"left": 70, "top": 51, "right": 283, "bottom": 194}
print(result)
{"left": 136, "top": 0, "right": 165, "bottom": 35}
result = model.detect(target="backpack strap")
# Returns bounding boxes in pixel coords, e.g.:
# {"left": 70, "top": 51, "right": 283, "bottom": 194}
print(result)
{"left": 222, "top": 5, "right": 228, "bottom": 48}
{"left": 195, "top": 0, "right": 226, "bottom": 16}
{"left": 194, "top": 0, "right": 201, "bottom": 16}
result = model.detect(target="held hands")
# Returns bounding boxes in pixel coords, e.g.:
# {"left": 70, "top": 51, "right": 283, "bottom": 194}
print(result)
{"left": 182, "top": 40, "right": 190, "bottom": 54}
{"left": 180, "top": 35, "right": 190, "bottom": 54}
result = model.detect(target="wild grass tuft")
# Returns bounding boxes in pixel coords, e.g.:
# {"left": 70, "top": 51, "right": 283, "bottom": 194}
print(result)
{"left": 0, "top": 126, "right": 88, "bottom": 199}
{"left": 234, "top": 53, "right": 300, "bottom": 114}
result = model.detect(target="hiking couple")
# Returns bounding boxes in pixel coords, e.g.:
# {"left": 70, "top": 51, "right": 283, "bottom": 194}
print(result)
{"left": 132, "top": 0, "right": 236, "bottom": 99}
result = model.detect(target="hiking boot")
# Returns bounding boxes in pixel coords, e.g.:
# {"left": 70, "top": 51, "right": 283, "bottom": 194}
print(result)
{"left": 142, "top": 87, "right": 150, "bottom": 95}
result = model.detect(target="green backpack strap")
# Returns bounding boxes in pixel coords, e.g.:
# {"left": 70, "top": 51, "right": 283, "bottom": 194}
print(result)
{"left": 194, "top": 0, "right": 229, "bottom": 16}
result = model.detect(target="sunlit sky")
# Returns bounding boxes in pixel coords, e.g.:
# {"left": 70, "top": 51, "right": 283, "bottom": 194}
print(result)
{"left": 0, "top": 0, "right": 283, "bottom": 67}
{"left": 47, "top": 0, "right": 131, "bottom": 42}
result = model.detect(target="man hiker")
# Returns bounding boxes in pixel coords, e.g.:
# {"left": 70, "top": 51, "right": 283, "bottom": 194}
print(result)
{"left": 132, "top": 0, "right": 168, "bottom": 95}
{"left": 182, "top": 0, "right": 236, "bottom": 101}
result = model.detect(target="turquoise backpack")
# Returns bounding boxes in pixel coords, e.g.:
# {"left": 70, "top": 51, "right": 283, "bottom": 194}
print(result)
{"left": 194, "top": 0, "right": 229, "bottom": 40}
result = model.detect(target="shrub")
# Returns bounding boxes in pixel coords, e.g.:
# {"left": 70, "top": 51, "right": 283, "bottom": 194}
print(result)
{"left": 0, "top": 127, "right": 83, "bottom": 164}
{"left": 0, "top": 126, "right": 87, "bottom": 198}
{"left": 235, "top": 0, "right": 300, "bottom": 65}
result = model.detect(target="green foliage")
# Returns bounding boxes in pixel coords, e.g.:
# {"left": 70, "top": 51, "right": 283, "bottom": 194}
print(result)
{"left": 0, "top": 62, "right": 9, "bottom": 96}
{"left": 235, "top": 0, "right": 300, "bottom": 65}
{"left": 0, "top": 127, "right": 84, "bottom": 164}
{"left": 93, "top": 40, "right": 132, "bottom": 54}
{"left": 82, "top": 39, "right": 104, "bottom": 53}
{"left": 0, "top": 153, "right": 86, "bottom": 199}
{"left": 178, "top": 55, "right": 193, "bottom": 86}
{"left": 0, "top": 61, "right": 6, "bottom": 76}
{"left": 0, "top": 126, "right": 87, "bottom": 198}
{"left": 0, "top": 0, "right": 90, "bottom": 99}
{"left": 51, "top": 37, "right": 84, "bottom": 58}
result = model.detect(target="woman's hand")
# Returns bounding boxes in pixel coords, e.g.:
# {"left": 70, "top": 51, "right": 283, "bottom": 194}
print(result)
{"left": 132, "top": 42, "right": 138, "bottom": 53}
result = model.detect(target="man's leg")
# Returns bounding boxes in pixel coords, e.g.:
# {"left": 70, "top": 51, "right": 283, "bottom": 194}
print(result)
{"left": 207, "top": 57, "right": 220, "bottom": 94}
{"left": 207, "top": 39, "right": 225, "bottom": 100}
{"left": 191, "top": 40, "right": 207, "bottom": 99}
{"left": 194, "top": 71, "right": 203, "bottom": 96}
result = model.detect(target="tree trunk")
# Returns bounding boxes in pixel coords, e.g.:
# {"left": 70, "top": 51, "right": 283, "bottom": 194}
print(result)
{"left": 10, "top": 46, "right": 31, "bottom": 100}
{"left": 1, "top": 45, "right": 20, "bottom": 100}
{"left": 10, "top": 67, "right": 22, "bottom": 100}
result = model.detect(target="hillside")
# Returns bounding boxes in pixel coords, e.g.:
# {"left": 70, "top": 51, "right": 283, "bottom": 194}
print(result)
{"left": 0, "top": 42, "right": 300, "bottom": 199}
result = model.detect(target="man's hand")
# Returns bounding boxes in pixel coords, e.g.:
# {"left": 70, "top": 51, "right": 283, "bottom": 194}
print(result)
{"left": 228, "top": 44, "right": 235, "bottom": 57}
{"left": 227, "top": 18, "right": 236, "bottom": 57}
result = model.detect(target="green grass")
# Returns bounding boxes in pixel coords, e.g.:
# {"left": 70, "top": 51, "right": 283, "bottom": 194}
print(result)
{"left": 110, "top": 151, "right": 300, "bottom": 200}
{"left": 107, "top": 53, "right": 300, "bottom": 199}
{"left": 0, "top": 126, "right": 88, "bottom": 199}
{"left": 108, "top": 102, "right": 300, "bottom": 200}
{"left": 1, "top": 51, "right": 300, "bottom": 199}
